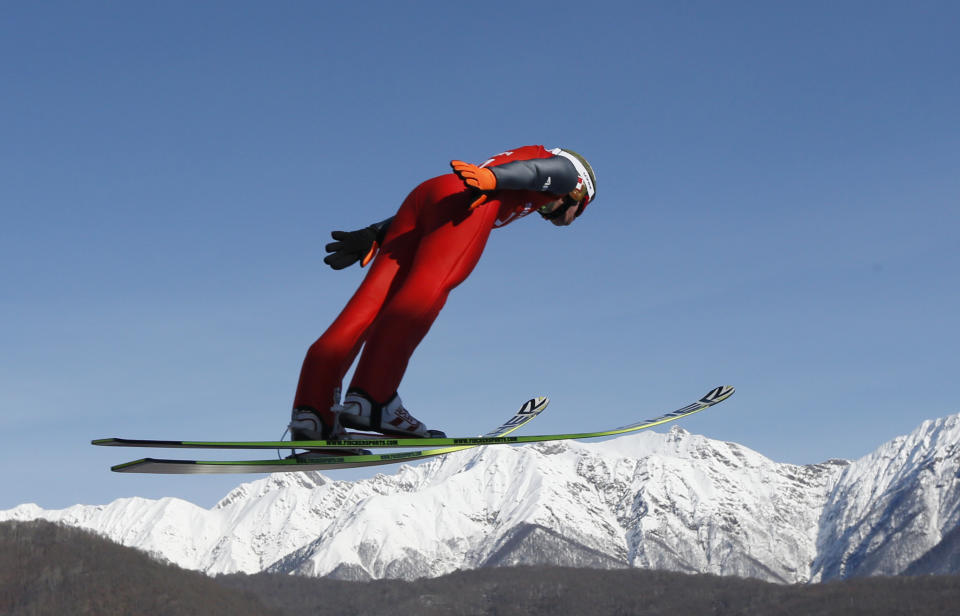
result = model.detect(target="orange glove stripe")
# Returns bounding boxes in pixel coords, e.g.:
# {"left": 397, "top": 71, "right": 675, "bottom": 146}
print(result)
{"left": 361, "top": 241, "right": 378, "bottom": 267}
{"left": 468, "top": 194, "right": 488, "bottom": 210}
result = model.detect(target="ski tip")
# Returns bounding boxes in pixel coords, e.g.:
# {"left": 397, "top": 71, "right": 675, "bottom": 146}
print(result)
{"left": 522, "top": 397, "right": 550, "bottom": 414}
{"left": 701, "top": 385, "right": 735, "bottom": 404}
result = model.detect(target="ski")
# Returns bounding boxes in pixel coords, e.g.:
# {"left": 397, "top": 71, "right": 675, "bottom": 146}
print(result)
{"left": 104, "top": 386, "right": 733, "bottom": 474}
{"left": 94, "top": 386, "right": 734, "bottom": 452}
{"left": 108, "top": 396, "right": 550, "bottom": 474}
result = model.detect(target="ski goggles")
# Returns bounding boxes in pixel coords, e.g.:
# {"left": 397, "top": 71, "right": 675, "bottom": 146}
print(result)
{"left": 538, "top": 186, "right": 590, "bottom": 220}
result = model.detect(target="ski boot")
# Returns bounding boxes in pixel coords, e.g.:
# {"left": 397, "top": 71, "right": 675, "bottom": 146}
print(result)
{"left": 337, "top": 389, "right": 446, "bottom": 438}
{"left": 289, "top": 407, "right": 342, "bottom": 441}
{"left": 288, "top": 390, "right": 372, "bottom": 457}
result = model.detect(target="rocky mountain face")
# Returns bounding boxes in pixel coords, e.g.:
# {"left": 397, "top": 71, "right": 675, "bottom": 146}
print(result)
{"left": 813, "top": 415, "right": 960, "bottom": 579}
{"left": 3, "top": 415, "right": 959, "bottom": 583}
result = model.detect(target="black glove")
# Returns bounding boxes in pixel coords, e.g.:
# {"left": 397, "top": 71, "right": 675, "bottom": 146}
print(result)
{"left": 323, "top": 225, "right": 379, "bottom": 270}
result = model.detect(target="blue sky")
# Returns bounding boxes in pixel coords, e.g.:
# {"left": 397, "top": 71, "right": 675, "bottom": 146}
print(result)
{"left": 2, "top": 1, "right": 958, "bottom": 509}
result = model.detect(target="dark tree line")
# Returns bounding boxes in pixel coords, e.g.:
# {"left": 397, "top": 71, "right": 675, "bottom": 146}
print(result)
{"left": 219, "top": 566, "right": 960, "bottom": 616}
{"left": 0, "top": 520, "right": 278, "bottom": 616}
{"left": 3, "top": 520, "right": 960, "bottom": 616}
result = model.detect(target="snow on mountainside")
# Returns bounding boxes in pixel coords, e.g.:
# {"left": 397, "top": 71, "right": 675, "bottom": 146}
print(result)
{"left": 812, "top": 414, "right": 960, "bottom": 580}
{"left": 3, "top": 416, "right": 960, "bottom": 583}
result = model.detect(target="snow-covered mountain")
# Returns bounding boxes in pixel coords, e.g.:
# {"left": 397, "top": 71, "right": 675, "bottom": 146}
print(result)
{"left": 3, "top": 415, "right": 960, "bottom": 583}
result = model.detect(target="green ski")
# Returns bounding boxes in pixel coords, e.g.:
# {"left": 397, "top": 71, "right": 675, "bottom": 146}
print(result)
{"left": 94, "top": 386, "right": 734, "bottom": 451}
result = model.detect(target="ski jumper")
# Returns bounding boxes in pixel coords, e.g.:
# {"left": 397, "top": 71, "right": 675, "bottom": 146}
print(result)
{"left": 293, "top": 146, "right": 581, "bottom": 424}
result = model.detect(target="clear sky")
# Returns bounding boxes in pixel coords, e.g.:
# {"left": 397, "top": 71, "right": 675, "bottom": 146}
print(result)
{"left": 2, "top": 1, "right": 958, "bottom": 510}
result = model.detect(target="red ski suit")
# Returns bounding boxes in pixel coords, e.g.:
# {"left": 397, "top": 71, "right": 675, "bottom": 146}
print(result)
{"left": 293, "top": 146, "right": 560, "bottom": 420}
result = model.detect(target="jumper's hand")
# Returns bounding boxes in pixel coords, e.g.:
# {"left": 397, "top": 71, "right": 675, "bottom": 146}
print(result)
{"left": 324, "top": 226, "right": 379, "bottom": 270}
{"left": 450, "top": 160, "right": 497, "bottom": 209}
{"left": 450, "top": 160, "right": 497, "bottom": 191}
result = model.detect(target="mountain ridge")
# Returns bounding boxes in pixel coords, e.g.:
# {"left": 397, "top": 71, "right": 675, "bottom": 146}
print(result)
{"left": 3, "top": 414, "right": 960, "bottom": 583}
